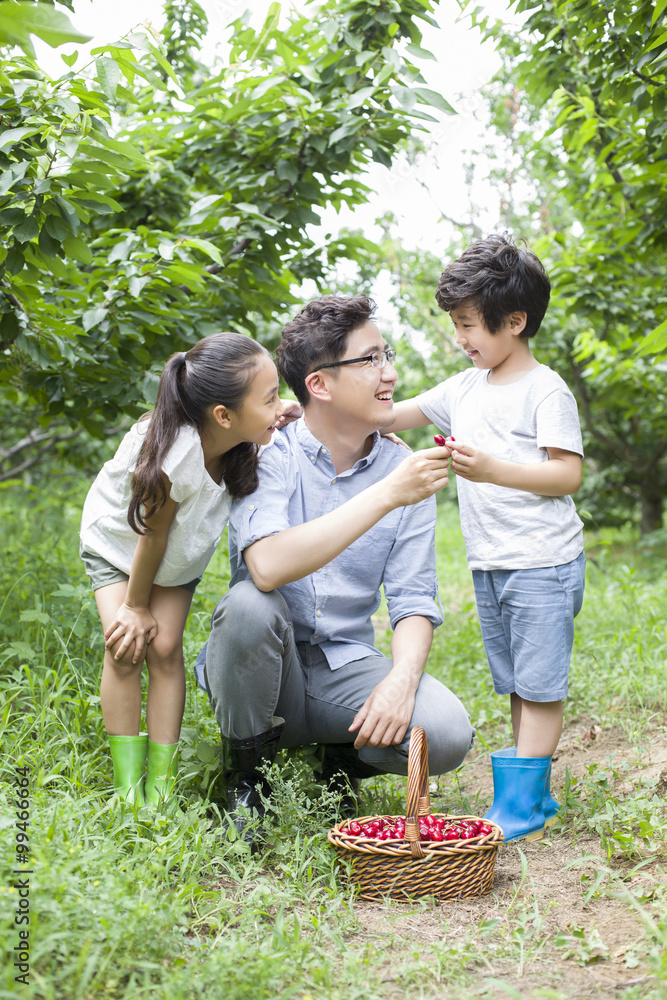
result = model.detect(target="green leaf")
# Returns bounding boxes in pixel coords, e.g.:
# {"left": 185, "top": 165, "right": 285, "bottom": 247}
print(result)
{"left": 81, "top": 307, "right": 107, "bottom": 332}
{"left": 276, "top": 161, "right": 299, "bottom": 184}
{"left": 62, "top": 234, "right": 92, "bottom": 265}
{"left": 94, "top": 134, "right": 148, "bottom": 165}
{"left": 347, "top": 86, "right": 377, "bottom": 110}
{"left": 0, "top": 311, "right": 20, "bottom": 344}
{"left": 0, "top": 127, "right": 40, "bottom": 153}
{"left": 182, "top": 238, "right": 223, "bottom": 265}
{"left": 95, "top": 56, "right": 121, "bottom": 101}
{"left": 148, "top": 45, "right": 180, "bottom": 88}
{"left": 390, "top": 85, "right": 416, "bottom": 111}
{"left": 646, "top": 28, "right": 667, "bottom": 52}
{"left": 13, "top": 216, "right": 39, "bottom": 243}
{"left": 413, "top": 87, "right": 456, "bottom": 115}
{"left": 635, "top": 316, "right": 667, "bottom": 357}
{"left": 19, "top": 610, "right": 50, "bottom": 624}
{"left": 0, "top": 160, "right": 29, "bottom": 195}
{"left": 651, "top": 0, "right": 667, "bottom": 27}
{"left": 69, "top": 192, "right": 124, "bottom": 213}
{"left": 0, "top": 2, "right": 90, "bottom": 52}
{"left": 128, "top": 275, "right": 151, "bottom": 297}
{"left": 405, "top": 42, "right": 436, "bottom": 61}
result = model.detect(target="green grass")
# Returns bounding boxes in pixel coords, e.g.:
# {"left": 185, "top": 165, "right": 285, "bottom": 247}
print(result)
{"left": 1, "top": 482, "right": 666, "bottom": 999}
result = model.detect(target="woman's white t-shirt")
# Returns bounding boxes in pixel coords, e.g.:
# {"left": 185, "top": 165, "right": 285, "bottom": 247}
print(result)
{"left": 80, "top": 420, "right": 231, "bottom": 587}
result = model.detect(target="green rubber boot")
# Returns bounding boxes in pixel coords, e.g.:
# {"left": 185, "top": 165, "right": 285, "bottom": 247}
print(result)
{"left": 108, "top": 734, "right": 148, "bottom": 806}
{"left": 144, "top": 740, "right": 179, "bottom": 805}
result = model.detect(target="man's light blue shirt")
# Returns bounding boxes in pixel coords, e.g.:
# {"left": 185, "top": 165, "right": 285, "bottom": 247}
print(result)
{"left": 225, "top": 417, "right": 443, "bottom": 671}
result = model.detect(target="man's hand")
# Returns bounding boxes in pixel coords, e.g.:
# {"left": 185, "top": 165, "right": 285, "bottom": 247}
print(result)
{"left": 448, "top": 440, "right": 498, "bottom": 483}
{"left": 275, "top": 399, "right": 303, "bottom": 430}
{"left": 349, "top": 671, "right": 417, "bottom": 749}
{"left": 383, "top": 445, "right": 450, "bottom": 507}
{"left": 104, "top": 603, "right": 158, "bottom": 664}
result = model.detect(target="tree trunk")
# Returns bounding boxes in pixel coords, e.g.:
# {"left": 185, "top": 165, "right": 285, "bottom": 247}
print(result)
{"left": 639, "top": 476, "right": 664, "bottom": 534}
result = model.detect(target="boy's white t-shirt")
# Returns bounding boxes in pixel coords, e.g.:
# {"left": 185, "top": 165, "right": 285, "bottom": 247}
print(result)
{"left": 80, "top": 420, "right": 231, "bottom": 587}
{"left": 417, "top": 364, "right": 584, "bottom": 572}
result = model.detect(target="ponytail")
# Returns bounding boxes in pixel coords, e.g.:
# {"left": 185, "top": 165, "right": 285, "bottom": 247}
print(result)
{"left": 128, "top": 334, "right": 270, "bottom": 534}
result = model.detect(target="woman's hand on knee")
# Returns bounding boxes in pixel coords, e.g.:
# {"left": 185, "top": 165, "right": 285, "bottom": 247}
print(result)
{"left": 104, "top": 603, "right": 158, "bottom": 664}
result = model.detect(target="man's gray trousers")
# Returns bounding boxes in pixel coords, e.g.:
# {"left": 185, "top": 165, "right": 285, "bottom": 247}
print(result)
{"left": 203, "top": 580, "right": 474, "bottom": 777}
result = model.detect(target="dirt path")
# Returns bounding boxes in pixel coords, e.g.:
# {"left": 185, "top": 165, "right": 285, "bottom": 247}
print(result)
{"left": 351, "top": 717, "right": 667, "bottom": 999}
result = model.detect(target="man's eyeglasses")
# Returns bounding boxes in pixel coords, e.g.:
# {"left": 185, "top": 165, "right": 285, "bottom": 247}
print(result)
{"left": 310, "top": 349, "right": 397, "bottom": 373}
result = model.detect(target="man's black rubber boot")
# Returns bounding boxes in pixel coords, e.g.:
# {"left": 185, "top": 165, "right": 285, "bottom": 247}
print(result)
{"left": 221, "top": 722, "right": 284, "bottom": 847}
{"left": 320, "top": 743, "right": 384, "bottom": 819}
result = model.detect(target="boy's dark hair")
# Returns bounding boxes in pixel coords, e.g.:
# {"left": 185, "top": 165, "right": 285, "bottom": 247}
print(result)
{"left": 435, "top": 233, "right": 550, "bottom": 338}
{"left": 276, "top": 294, "right": 377, "bottom": 406}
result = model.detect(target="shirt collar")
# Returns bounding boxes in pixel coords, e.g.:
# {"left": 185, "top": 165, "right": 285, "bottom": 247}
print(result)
{"left": 294, "top": 416, "right": 382, "bottom": 472}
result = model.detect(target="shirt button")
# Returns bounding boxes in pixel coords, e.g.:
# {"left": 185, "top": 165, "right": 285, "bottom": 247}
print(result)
{"left": 322, "top": 448, "right": 328, "bottom": 454}
{"left": 248, "top": 504, "right": 255, "bottom": 510}
{"left": 331, "top": 478, "right": 336, "bottom": 484}
{"left": 310, "top": 455, "right": 315, "bottom": 462}
{"left": 316, "top": 609, "right": 322, "bottom": 617}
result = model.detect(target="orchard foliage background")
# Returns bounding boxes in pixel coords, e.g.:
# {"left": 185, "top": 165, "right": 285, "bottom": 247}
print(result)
{"left": 458, "top": 0, "right": 667, "bottom": 532}
{"left": 0, "top": 0, "right": 452, "bottom": 474}
{"left": 1, "top": 7, "right": 667, "bottom": 996}
{"left": 1, "top": 0, "right": 666, "bottom": 533}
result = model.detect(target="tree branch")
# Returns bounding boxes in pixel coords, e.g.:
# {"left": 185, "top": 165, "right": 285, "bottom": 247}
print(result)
{"left": 0, "top": 421, "right": 130, "bottom": 482}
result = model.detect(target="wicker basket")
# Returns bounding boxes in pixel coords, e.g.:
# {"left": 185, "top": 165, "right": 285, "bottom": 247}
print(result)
{"left": 328, "top": 726, "right": 503, "bottom": 901}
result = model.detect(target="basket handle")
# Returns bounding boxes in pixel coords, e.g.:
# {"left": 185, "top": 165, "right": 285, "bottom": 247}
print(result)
{"left": 404, "top": 726, "right": 430, "bottom": 859}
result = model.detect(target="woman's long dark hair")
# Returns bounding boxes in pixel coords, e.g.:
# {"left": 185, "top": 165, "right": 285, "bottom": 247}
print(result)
{"left": 128, "top": 333, "right": 270, "bottom": 534}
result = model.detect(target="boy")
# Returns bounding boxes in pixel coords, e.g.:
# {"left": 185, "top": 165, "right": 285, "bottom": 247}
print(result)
{"left": 390, "top": 233, "right": 585, "bottom": 841}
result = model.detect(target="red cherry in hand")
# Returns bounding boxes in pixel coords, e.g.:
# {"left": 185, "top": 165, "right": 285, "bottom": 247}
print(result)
{"left": 433, "top": 435, "right": 446, "bottom": 446}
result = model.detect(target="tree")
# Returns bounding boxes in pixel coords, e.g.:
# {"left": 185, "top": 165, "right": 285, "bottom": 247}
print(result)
{"left": 453, "top": 0, "right": 667, "bottom": 531}
{"left": 0, "top": 0, "right": 454, "bottom": 478}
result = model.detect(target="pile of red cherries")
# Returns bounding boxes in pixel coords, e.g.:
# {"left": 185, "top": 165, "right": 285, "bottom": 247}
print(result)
{"left": 345, "top": 814, "right": 494, "bottom": 844}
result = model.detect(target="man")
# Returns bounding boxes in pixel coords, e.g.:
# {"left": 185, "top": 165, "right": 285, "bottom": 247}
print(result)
{"left": 195, "top": 294, "right": 474, "bottom": 840}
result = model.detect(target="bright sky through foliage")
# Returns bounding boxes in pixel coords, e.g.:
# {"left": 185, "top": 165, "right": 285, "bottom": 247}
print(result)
{"left": 50, "top": 0, "right": 516, "bottom": 254}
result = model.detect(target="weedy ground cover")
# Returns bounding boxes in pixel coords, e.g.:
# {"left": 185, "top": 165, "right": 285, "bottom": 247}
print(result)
{"left": 0, "top": 481, "right": 666, "bottom": 1000}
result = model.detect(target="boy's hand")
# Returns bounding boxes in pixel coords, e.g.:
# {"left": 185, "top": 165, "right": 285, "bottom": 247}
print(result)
{"left": 380, "top": 430, "right": 412, "bottom": 452}
{"left": 275, "top": 399, "right": 303, "bottom": 430}
{"left": 448, "top": 441, "right": 498, "bottom": 483}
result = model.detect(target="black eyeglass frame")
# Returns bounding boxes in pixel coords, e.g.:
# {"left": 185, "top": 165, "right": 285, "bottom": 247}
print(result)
{"left": 309, "top": 348, "right": 397, "bottom": 374}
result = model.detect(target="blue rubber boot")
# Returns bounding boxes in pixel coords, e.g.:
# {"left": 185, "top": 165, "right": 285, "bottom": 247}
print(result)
{"left": 483, "top": 748, "right": 550, "bottom": 842}
{"left": 543, "top": 760, "right": 560, "bottom": 828}
{"left": 494, "top": 747, "right": 560, "bottom": 827}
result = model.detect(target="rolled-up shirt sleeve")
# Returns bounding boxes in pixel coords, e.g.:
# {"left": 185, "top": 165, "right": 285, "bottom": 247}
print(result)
{"left": 383, "top": 495, "right": 443, "bottom": 630}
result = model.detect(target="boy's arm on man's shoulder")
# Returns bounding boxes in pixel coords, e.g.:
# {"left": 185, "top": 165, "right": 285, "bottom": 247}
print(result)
{"left": 389, "top": 398, "right": 433, "bottom": 434}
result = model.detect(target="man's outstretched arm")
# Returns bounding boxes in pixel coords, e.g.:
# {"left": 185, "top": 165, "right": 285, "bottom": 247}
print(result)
{"left": 348, "top": 615, "right": 433, "bottom": 748}
{"left": 244, "top": 446, "right": 449, "bottom": 591}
